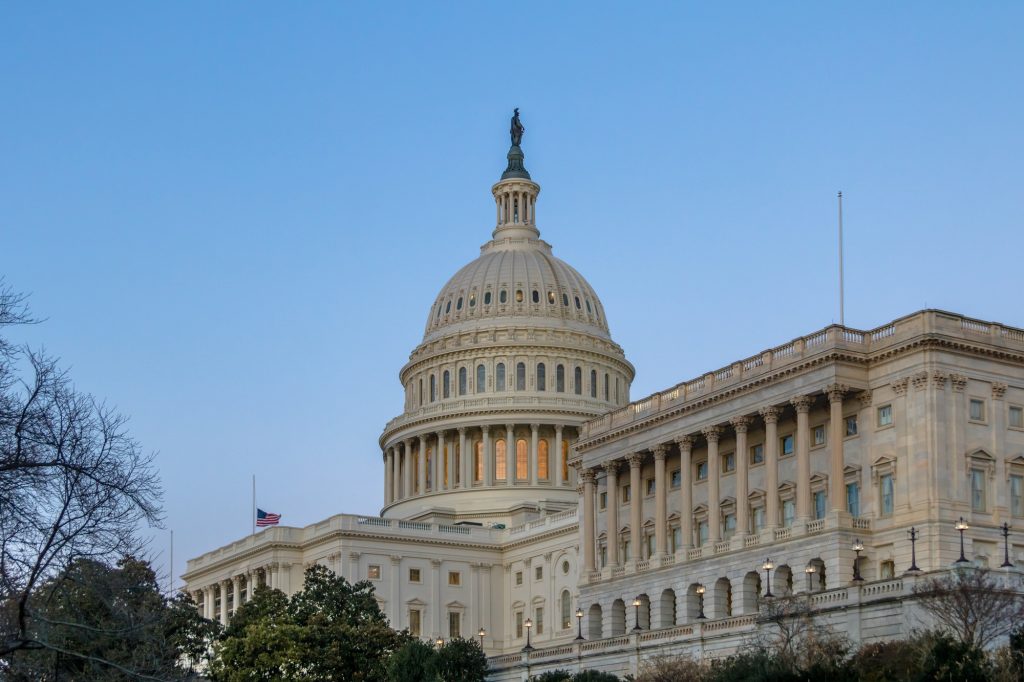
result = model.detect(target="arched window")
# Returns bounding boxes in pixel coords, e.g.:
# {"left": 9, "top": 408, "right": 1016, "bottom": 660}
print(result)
{"left": 515, "top": 289, "right": 524, "bottom": 303}
{"left": 495, "top": 439, "right": 507, "bottom": 480}
{"left": 484, "top": 291, "right": 492, "bottom": 305}
{"left": 443, "top": 371, "right": 450, "bottom": 399}
{"left": 574, "top": 367, "right": 582, "bottom": 395}
{"left": 430, "top": 375, "right": 437, "bottom": 402}
{"left": 456, "top": 296, "right": 463, "bottom": 310}
{"left": 562, "top": 293, "right": 569, "bottom": 307}
{"left": 548, "top": 291, "right": 556, "bottom": 305}
{"left": 562, "top": 440, "right": 570, "bottom": 482}
{"left": 516, "top": 363, "right": 526, "bottom": 391}
{"left": 556, "top": 364, "right": 565, "bottom": 392}
{"left": 590, "top": 370, "right": 597, "bottom": 398}
{"left": 458, "top": 367, "right": 467, "bottom": 396}
{"left": 574, "top": 296, "right": 581, "bottom": 309}
{"left": 537, "top": 363, "right": 546, "bottom": 391}
{"left": 474, "top": 441, "right": 483, "bottom": 482}
{"left": 515, "top": 439, "right": 528, "bottom": 480}
{"left": 500, "top": 289, "right": 507, "bottom": 304}
{"left": 496, "top": 363, "right": 506, "bottom": 391}
{"left": 476, "top": 364, "right": 485, "bottom": 393}
{"left": 604, "top": 373, "right": 610, "bottom": 401}
{"left": 418, "top": 379, "right": 423, "bottom": 406}
{"left": 445, "top": 300, "right": 451, "bottom": 314}
{"left": 560, "top": 590, "right": 572, "bottom": 629}
{"left": 469, "top": 293, "right": 476, "bottom": 307}
{"left": 586, "top": 299, "right": 592, "bottom": 313}
{"left": 538, "top": 439, "right": 549, "bottom": 479}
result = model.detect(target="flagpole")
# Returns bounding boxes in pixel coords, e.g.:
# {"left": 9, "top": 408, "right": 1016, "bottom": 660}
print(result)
{"left": 252, "top": 474, "right": 256, "bottom": 537}
{"left": 169, "top": 529, "right": 174, "bottom": 595}
{"left": 838, "top": 190, "right": 845, "bottom": 327}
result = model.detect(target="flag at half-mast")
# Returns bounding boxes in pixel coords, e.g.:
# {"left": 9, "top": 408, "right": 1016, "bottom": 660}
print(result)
{"left": 256, "top": 508, "right": 281, "bottom": 527}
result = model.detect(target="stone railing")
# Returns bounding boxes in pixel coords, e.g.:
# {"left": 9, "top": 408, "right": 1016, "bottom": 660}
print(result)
{"left": 578, "top": 310, "right": 1024, "bottom": 441}
{"left": 383, "top": 394, "right": 603, "bottom": 435}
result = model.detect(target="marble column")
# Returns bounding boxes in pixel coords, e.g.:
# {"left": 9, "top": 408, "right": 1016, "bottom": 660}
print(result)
{"left": 732, "top": 417, "right": 751, "bottom": 535}
{"left": 653, "top": 445, "right": 668, "bottom": 557}
{"left": 676, "top": 436, "right": 694, "bottom": 550}
{"left": 403, "top": 438, "right": 414, "bottom": 500}
{"left": 704, "top": 426, "right": 723, "bottom": 543}
{"left": 604, "top": 460, "right": 620, "bottom": 567}
{"left": 481, "top": 426, "right": 491, "bottom": 485}
{"left": 418, "top": 435, "right": 428, "bottom": 494}
{"left": 792, "top": 396, "right": 813, "bottom": 521}
{"left": 628, "top": 453, "right": 643, "bottom": 562}
{"left": 436, "top": 431, "right": 445, "bottom": 491}
{"left": 220, "top": 580, "right": 230, "bottom": 626}
{"left": 384, "top": 449, "right": 393, "bottom": 505}
{"left": 505, "top": 424, "right": 514, "bottom": 485}
{"left": 530, "top": 423, "right": 540, "bottom": 485}
{"left": 554, "top": 426, "right": 564, "bottom": 487}
{"left": 827, "top": 384, "right": 848, "bottom": 513}
{"left": 760, "top": 407, "right": 781, "bottom": 529}
{"left": 231, "top": 576, "right": 241, "bottom": 617}
{"left": 458, "top": 427, "right": 468, "bottom": 489}
{"left": 202, "top": 586, "right": 211, "bottom": 619}
{"left": 582, "top": 469, "right": 597, "bottom": 573}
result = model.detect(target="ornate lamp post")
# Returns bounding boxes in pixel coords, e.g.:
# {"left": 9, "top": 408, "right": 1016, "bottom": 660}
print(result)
{"left": 804, "top": 564, "right": 816, "bottom": 592}
{"left": 477, "top": 627, "right": 486, "bottom": 648}
{"left": 1001, "top": 523, "right": 1013, "bottom": 568}
{"left": 907, "top": 527, "right": 921, "bottom": 572}
{"left": 852, "top": 539, "right": 865, "bottom": 582}
{"left": 631, "top": 597, "right": 642, "bottom": 632}
{"left": 575, "top": 607, "right": 585, "bottom": 641}
{"left": 955, "top": 517, "right": 970, "bottom": 563}
{"left": 522, "top": 618, "right": 534, "bottom": 652}
{"left": 435, "top": 637, "right": 444, "bottom": 648}
{"left": 695, "top": 585, "right": 706, "bottom": 619}
{"left": 762, "top": 558, "right": 775, "bottom": 598}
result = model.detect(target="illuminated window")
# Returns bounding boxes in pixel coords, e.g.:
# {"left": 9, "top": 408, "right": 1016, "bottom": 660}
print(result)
{"left": 367, "top": 565, "right": 381, "bottom": 580}
{"left": 409, "top": 609, "right": 421, "bottom": 637}
{"left": 449, "top": 611, "right": 461, "bottom": 638}
{"left": 516, "top": 439, "right": 528, "bottom": 480}
{"left": 538, "top": 440, "right": 549, "bottom": 479}
{"left": 474, "top": 441, "right": 483, "bottom": 481}
{"left": 409, "top": 568, "right": 421, "bottom": 583}
{"left": 561, "top": 440, "right": 569, "bottom": 481}
{"left": 448, "top": 571, "right": 461, "bottom": 586}
{"left": 515, "top": 289, "right": 524, "bottom": 303}
{"left": 469, "top": 292, "right": 476, "bottom": 307}
{"left": 548, "top": 291, "right": 556, "bottom": 305}
{"left": 495, "top": 439, "right": 507, "bottom": 480}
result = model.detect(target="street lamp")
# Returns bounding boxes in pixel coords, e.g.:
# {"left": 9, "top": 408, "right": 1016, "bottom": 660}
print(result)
{"left": 631, "top": 597, "right": 642, "bottom": 632}
{"left": 477, "top": 627, "right": 486, "bottom": 648}
{"left": 852, "top": 539, "right": 865, "bottom": 582}
{"left": 522, "top": 617, "right": 534, "bottom": 652}
{"left": 695, "top": 584, "right": 706, "bottom": 619}
{"left": 907, "top": 527, "right": 921, "bottom": 573}
{"left": 575, "top": 607, "right": 585, "bottom": 641}
{"left": 1001, "top": 523, "right": 1013, "bottom": 568}
{"left": 435, "top": 637, "right": 444, "bottom": 648}
{"left": 804, "top": 564, "right": 816, "bottom": 592}
{"left": 762, "top": 558, "right": 775, "bottom": 598}
{"left": 955, "top": 517, "right": 970, "bottom": 563}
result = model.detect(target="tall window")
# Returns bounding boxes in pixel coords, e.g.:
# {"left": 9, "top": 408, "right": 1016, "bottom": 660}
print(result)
{"left": 672, "top": 526, "right": 682, "bottom": 552}
{"left": 516, "top": 363, "right": 526, "bottom": 391}
{"left": 449, "top": 612, "right": 461, "bottom": 638}
{"left": 535, "top": 607, "right": 544, "bottom": 634}
{"left": 516, "top": 439, "right": 528, "bottom": 480}
{"left": 430, "top": 375, "right": 437, "bottom": 402}
{"left": 971, "top": 469, "right": 986, "bottom": 512}
{"left": 496, "top": 363, "right": 506, "bottom": 391}
{"left": 418, "top": 379, "right": 423, "bottom": 406}
{"left": 574, "top": 367, "right": 582, "bottom": 395}
{"left": 476, "top": 364, "right": 485, "bottom": 393}
{"left": 723, "top": 513, "right": 737, "bottom": 539}
{"left": 556, "top": 364, "right": 565, "bottom": 392}
{"left": 590, "top": 370, "right": 597, "bottom": 398}
{"left": 538, "top": 439, "right": 549, "bottom": 479}
{"left": 515, "top": 611, "right": 523, "bottom": 638}
{"left": 1011, "top": 474, "right": 1023, "bottom": 517}
{"left": 458, "top": 367, "right": 467, "bottom": 396}
{"left": 813, "top": 491, "right": 826, "bottom": 520}
{"left": 877, "top": 404, "right": 893, "bottom": 427}
{"left": 846, "top": 482, "right": 860, "bottom": 516}
{"left": 537, "top": 363, "right": 546, "bottom": 391}
{"left": 752, "top": 507, "right": 766, "bottom": 532}
{"left": 697, "top": 521, "right": 709, "bottom": 547}
{"left": 561, "top": 590, "right": 572, "bottom": 629}
{"left": 495, "top": 439, "right": 507, "bottom": 480}
{"left": 409, "top": 609, "right": 422, "bottom": 637}
{"left": 443, "top": 370, "right": 450, "bottom": 399}
{"left": 604, "top": 373, "right": 610, "bottom": 401}
{"left": 880, "top": 473, "right": 894, "bottom": 516}
{"left": 783, "top": 500, "right": 795, "bottom": 527}
{"left": 562, "top": 440, "right": 569, "bottom": 482}
{"left": 474, "top": 441, "right": 483, "bottom": 481}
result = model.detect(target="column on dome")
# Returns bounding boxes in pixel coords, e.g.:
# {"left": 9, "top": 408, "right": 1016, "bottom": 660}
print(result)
{"left": 505, "top": 424, "right": 514, "bottom": 485}
{"left": 530, "top": 423, "right": 539, "bottom": 485}
{"left": 653, "top": 445, "right": 668, "bottom": 557}
{"left": 403, "top": 438, "right": 414, "bottom": 500}
{"left": 760, "top": 407, "right": 781, "bottom": 529}
{"left": 628, "top": 453, "right": 642, "bottom": 564}
{"left": 436, "top": 430, "right": 446, "bottom": 491}
{"left": 384, "top": 449, "right": 393, "bottom": 505}
{"left": 827, "top": 384, "right": 847, "bottom": 513}
{"left": 481, "top": 426, "right": 491, "bottom": 486}
{"left": 392, "top": 446, "right": 401, "bottom": 501}
{"left": 458, "top": 428, "right": 468, "bottom": 490}
{"left": 417, "top": 435, "right": 427, "bottom": 495}
{"left": 554, "top": 426, "right": 564, "bottom": 487}
{"left": 604, "top": 460, "right": 619, "bottom": 568}
{"left": 732, "top": 417, "right": 751, "bottom": 536}
{"left": 792, "top": 396, "right": 813, "bottom": 521}
{"left": 582, "top": 468, "right": 597, "bottom": 573}
{"left": 704, "top": 427, "right": 722, "bottom": 543}
{"left": 676, "top": 436, "right": 694, "bottom": 550}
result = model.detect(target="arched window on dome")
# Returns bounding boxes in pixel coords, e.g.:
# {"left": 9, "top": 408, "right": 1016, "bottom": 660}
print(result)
{"left": 446, "top": 300, "right": 452, "bottom": 314}
{"left": 574, "top": 367, "right": 582, "bottom": 395}
{"left": 496, "top": 363, "right": 506, "bottom": 391}
{"left": 604, "top": 373, "right": 610, "bottom": 401}
{"left": 586, "top": 299, "right": 592, "bottom": 313}
{"left": 437, "top": 304, "right": 442, "bottom": 319}
{"left": 474, "top": 441, "right": 483, "bottom": 482}
{"left": 458, "top": 367, "right": 467, "bottom": 396}
{"left": 456, "top": 296, "right": 463, "bottom": 310}
{"left": 556, "top": 365, "right": 565, "bottom": 393}
{"left": 562, "top": 293, "right": 569, "bottom": 307}
{"left": 575, "top": 296, "right": 581, "bottom": 309}
{"left": 476, "top": 364, "right": 485, "bottom": 394}
{"left": 538, "top": 439, "right": 549, "bottom": 479}
{"left": 515, "top": 439, "right": 528, "bottom": 481}
{"left": 500, "top": 290, "right": 507, "bottom": 304}
{"left": 484, "top": 291, "right": 492, "bottom": 305}
{"left": 590, "top": 370, "right": 597, "bottom": 398}
{"left": 532, "top": 289, "right": 539, "bottom": 304}
{"left": 495, "top": 439, "right": 507, "bottom": 481}
{"left": 536, "top": 363, "right": 546, "bottom": 391}
{"left": 469, "top": 292, "right": 476, "bottom": 307}
{"left": 548, "top": 291, "right": 556, "bottom": 305}
{"left": 443, "top": 371, "right": 450, "bottom": 399}
{"left": 562, "top": 439, "right": 570, "bottom": 482}
{"left": 515, "top": 289, "right": 524, "bottom": 303}
{"left": 419, "top": 379, "right": 424, "bottom": 406}
{"left": 430, "top": 375, "right": 437, "bottom": 402}
{"left": 516, "top": 363, "right": 526, "bottom": 391}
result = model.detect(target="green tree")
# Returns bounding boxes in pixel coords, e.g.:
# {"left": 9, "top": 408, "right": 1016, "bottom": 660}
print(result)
{"left": 434, "top": 636, "right": 487, "bottom": 681}
{"left": 572, "top": 671, "right": 621, "bottom": 682}
{"left": 533, "top": 671, "right": 572, "bottom": 682}
{"left": 387, "top": 639, "right": 438, "bottom": 682}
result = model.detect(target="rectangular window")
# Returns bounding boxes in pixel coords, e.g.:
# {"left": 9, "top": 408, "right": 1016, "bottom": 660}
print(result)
{"left": 813, "top": 490, "right": 826, "bottom": 519}
{"left": 515, "top": 611, "right": 523, "bottom": 638}
{"left": 971, "top": 468, "right": 986, "bottom": 512}
{"left": 750, "top": 443, "right": 764, "bottom": 465}
{"left": 448, "top": 571, "right": 461, "bottom": 586}
{"left": 622, "top": 539, "right": 631, "bottom": 561}
{"left": 1010, "top": 406, "right": 1024, "bottom": 429}
{"left": 970, "top": 399, "right": 985, "bottom": 422}
{"left": 697, "top": 521, "right": 709, "bottom": 547}
{"left": 645, "top": 533, "right": 654, "bottom": 559}
{"left": 722, "top": 452, "right": 735, "bottom": 473}
{"left": 645, "top": 478, "right": 655, "bottom": 496}
{"left": 449, "top": 611, "right": 461, "bottom": 638}
{"left": 672, "top": 526, "right": 682, "bottom": 552}
{"left": 1011, "top": 474, "right": 1024, "bottom": 518}
{"left": 535, "top": 566, "right": 543, "bottom": 581}
{"left": 599, "top": 544, "right": 607, "bottom": 568}
{"left": 880, "top": 560, "right": 895, "bottom": 579}
{"left": 622, "top": 485, "right": 631, "bottom": 503}
{"left": 846, "top": 482, "right": 860, "bottom": 517}
{"left": 599, "top": 491, "right": 607, "bottom": 510}
{"left": 368, "top": 565, "right": 381, "bottom": 580}
{"left": 781, "top": 435, "right": 794, "bottom": 456}
{"left": 409, "top": 609, "right": 422, "bottom": 637}
{"left": 409, "top": 568, "right": 421, "bottom": 583}
{"left": 752, "top": 506, "right": 766, "bottom": 532}
{"left": 696, "top": 461, "right": 708, "bottom": 480}
{"left": 515, "top": 571, "right": 523, "bottom": 586}
{"left": 845, "top": 415, "right": 858, "bottom": 436}
{"left": 671, "top": 469, "right": 681, "bottom": 488}
{"left": 535, "top": 607, "right": 544, "bottom": 635}
{"left": 880, "top": 473, "right": 894, "bottom": 516}
{"left": 813, "top": 425, "right": 826, "bottom": 446}
{"left": 877, "top": 404, "right": 893, "bottom": 427}
{"left": 782, "top": 500, "right": 795, "bottom": 528}
{"left": 723, "top": 513, "right": 737, "bottom": 539}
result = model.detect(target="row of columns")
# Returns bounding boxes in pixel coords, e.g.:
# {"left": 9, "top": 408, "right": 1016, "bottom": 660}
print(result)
{"left": 580, "top": 385, "right": 851, "bottom": 573}
{"left": 496, "top": 189, "right": 535, "bottom": 226}
{"left": 193, "top": 563, "right": 279, "bottom": 625}
{"left": 384, "top": 423, "right": 572, "bottom": 505}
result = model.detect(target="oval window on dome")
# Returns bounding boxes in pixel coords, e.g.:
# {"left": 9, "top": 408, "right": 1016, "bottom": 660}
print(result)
{"left": 515, "top": 290, "right": 524, "bottom": 303}
{"left": 456, "top": 297, "right": 463, "bottom": 310}
{"left": 574, "top": 296, "right": 581, "bottom": 309}
{"left": 500, "top": 290, "right": 508, "bottom": 304}
{"left": 484, "top": 291, "right": 492, "bottom": 305}
{"left": 548, "top": 291, "right": 556, "bottom": 305}
{"left": 562, "top": 293, "right": 569, "bottom": 306}
{"left": 469, "top": 293, "right": 476, "bottom": 307}
{"left": 445, "top": 300, "right": 452, "bottom": 314}
{"left": 532, "top": 289, "right": 539, "bottom": 304}
{"left": 585, "top": 299, "right": 592, "bottom": 313}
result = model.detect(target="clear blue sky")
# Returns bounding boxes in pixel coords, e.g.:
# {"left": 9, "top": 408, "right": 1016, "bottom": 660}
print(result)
{"left": 3, "top": 3, "right": 1021, "bottom": 589}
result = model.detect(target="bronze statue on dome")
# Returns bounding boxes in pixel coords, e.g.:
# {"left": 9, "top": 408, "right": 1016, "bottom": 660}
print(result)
{"left": 510, "top": 108, "right": 524, "bottom": 146}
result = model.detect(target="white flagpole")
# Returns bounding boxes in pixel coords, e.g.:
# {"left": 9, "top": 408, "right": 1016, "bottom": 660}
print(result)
{"left": 838, "top": 191, "right": 845, "bottom": 327}
{"left": 169, "top": 529, "right": 174, "bottom": 594}
{"left": 252, "top": 474, "right": 256, "bottom": 537}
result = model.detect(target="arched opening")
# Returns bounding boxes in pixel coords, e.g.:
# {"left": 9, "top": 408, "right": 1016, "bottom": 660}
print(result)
{"left": 590, "top": 370, "right": 597, "bottom": 398}
{"left": 658, "top": 589, "right": 677, "bottom": 627}
{"left": 496, "top": 363, "right": 506, "bottom": 391}
{"left": 742, "top": 571, "right": 762, "bottom": 614}
{"left": 538, "top": 440, "right": 549, "bottom": 480}
{"left": 588, "top": 603, "right": 603, "bottom": 639}
{"left": 473, "top": 441, "right": 483, "bottom": 482}
{"left": 808, "top": 558, "right": 826, "bottom": 592}
{"left": 574, "top": 366, "right": 582, "bottom": 395}
{"left": 458, "top": 367, "right": 467, "bottom": 395}
{"left": 610, "top": 599, "right": 626, "bottom": 636}
{"left": 443, "top": 370, "right": 450, "bottom": 399}
{"left": 686, "top": 583, "right": 704, "bottom": 621}
{"left": 476, "top": 364, "right": 485, "bottom": 393}
{"left": 515, "top": 439, "right": 528, "bottom": 481}
{"left": 537, "top": 363, "right": 546, "bottom": 391}
{"left": 713, "top": 577, "right": 733, "bottom": 618}
{"left": 516, "top": 362, "right": 526, "bottom": 391}
{"left": 636, "top": 593, "right": 651, "bottom": 630}
{"left": 560, "top": 590, "right": 572, "bottom": 630}
{"left": 556, "top": 364, "right": 565, "bottom": 392}
{"left": 430, "top": 374, "right": 437, "bottom": 402}
{"left": 495, "top": 439, "right": 507, "bottom": 480}
{"left": 774, "top": 564, "right": 794, "bottom": 596}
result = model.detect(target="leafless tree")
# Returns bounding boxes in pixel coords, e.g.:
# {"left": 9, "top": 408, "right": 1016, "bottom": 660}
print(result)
{"left": 755, "top": 594, "right": 849, "bottom": 668}
{"left": 0, "top": 282, "right": 163, "bottom": 665}
{"left": 912, "top": 566, "right": 1024, "bottom": 649}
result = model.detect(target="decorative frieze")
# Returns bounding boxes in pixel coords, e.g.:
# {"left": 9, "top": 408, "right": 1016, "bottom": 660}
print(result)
{"left": 891, "top": 377, "right": 909, "bottom": 396}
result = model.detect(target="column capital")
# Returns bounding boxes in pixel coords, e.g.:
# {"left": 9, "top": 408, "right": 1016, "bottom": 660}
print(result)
{"left": 675, "top": 435, "right": 695, "bottom": 451}
{"left": 826, "top": 383, "right": 848, "bottom": 403}
{"left": 932, "top": 371, "right": 948, "bottom": 390}
{"left": 505, "top": 423, "right": 514, "bottom": 432}
{"left": 652, "top": 444, "right": 669, "bottom": 460}
{"left": 530, "top": 423, "right": 540, "bottom": 431}
{"left": 891, "top": 377, "right": 909, "bottom": 396}
{"left": 555, "top": 424, "right": 564, "bottom": 434}
{"left": 790, "top": 395, "right": 813, "bottom": 413}
{"left": 759, "top": 405, "right": 782, "bottom": 424}
{"left": 581, "top": 468, "right": 597, "bottom": 484}
{"left": 404, "top": 437, "right": 414, "bottom": 446}
{"left": 436, "top": 429, "right": 445, "bottom": 438}
{"left": 702, "top": 425, "right": 723, "bottom": 443}
{"left": 729, "top": 416, "right": 752, "bottom": 434}
{"left": 627, "top": 452, "right": 643, "bottom": 468}
{"left": 949, "top": 374, "right": 968, "bottom": 392}
{"left": 457, "top": 426, "right": 467, "bottom": 435}
{"left": 481, "top": 424, "right": 491, "bottom": 434}
{"left": 602, "top": 459, "right": 619, "bottom": 474}
{"left": 993, "top": 382, "right": 1008, "bottom": 400}
{"left": 858, "top": 390, "right": 874, "bottom": 407}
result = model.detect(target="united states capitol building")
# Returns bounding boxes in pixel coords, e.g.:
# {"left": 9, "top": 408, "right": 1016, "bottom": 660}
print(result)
{"left": 183, "top": 118, "right": 1024, "bottom": 679}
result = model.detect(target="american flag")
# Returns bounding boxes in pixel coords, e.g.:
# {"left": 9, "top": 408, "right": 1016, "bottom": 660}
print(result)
{"left": 256, "top": 508, "right": 281, "bottom": 527}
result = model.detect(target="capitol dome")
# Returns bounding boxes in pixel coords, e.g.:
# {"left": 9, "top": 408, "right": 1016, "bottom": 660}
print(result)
{"left": 379, "top": 117, "right": 633, "bottom": 523}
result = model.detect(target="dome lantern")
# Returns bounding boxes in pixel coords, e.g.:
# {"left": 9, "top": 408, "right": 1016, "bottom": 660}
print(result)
{"left": 492, "top": 109, "right": 540, "bottom": 240}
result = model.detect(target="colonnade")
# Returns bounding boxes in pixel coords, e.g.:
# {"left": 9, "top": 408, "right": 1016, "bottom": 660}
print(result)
{"left": 383, "top": 423, "right": 577, "bottom": 505}
{"left": 579, "top": 385, "right": 855, "bottom": 574}
{"left": 192, "top": 563, "right": 281, "bottom": 625}
{"left": 496, "top": 187, "right": 536, "bottom": 226}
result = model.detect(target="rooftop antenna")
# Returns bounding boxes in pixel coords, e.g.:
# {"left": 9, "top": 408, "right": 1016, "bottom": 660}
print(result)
{"left": 838, "top": 191, "right": 845, "bottom": 327}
